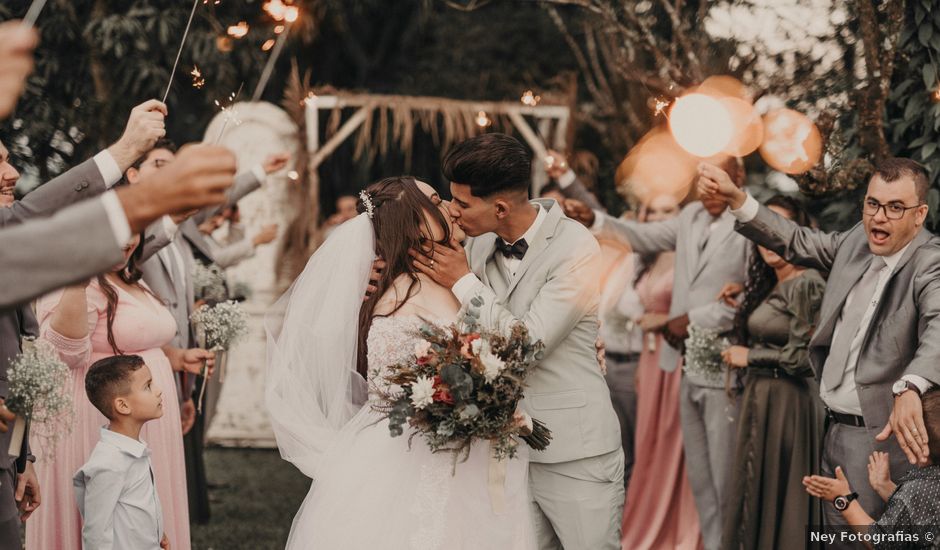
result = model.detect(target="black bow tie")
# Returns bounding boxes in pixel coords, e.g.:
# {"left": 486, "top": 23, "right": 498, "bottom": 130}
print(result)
{"left": 496, "top": 238, "right": 528, "bottom": 260}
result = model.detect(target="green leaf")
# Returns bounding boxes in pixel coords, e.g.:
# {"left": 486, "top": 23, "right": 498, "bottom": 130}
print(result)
{"left": 925, "top": 65, "right": 938, "bottom": 89}
{"left": 921, "top": 142, "right": 938, "bottom": 160}
{"left": 911, "top": 135, "right": 931, "bottom": 148}
{"left": 920, "top": 23, "right": 934, "bottom": 48}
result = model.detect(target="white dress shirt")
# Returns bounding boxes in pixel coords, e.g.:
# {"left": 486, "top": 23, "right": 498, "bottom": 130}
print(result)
{"left": 91, "top": 149, "right": 135, "bottom": 250}
{"left": 731, "top": 193, "right": 932, "bottom": 414}
{"left": 74, "top": 428, "right": 164, "bottom": 550}
{"left": 452, "top": 204, "right": 547, "bottom": 303}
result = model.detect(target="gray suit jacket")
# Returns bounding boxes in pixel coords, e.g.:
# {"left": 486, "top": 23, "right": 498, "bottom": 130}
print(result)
{"left": 593, "top": 203, "right": 749, "bottom": 384}
{"left": 464, "top": 199, "right": 622, "bottom": 464}
{"left": 737, "top": 204, "right": 940, "bottom": 430}
{"left": 139, "top": 170, "right": 261, "bottom": 401}
{"left": 0, "top": 197, "right": 124, "bottom": 310}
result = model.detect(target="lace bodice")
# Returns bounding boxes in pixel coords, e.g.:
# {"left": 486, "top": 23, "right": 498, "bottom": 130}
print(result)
{"left": 366, "top": 316, "right": 426, "bottom": 380}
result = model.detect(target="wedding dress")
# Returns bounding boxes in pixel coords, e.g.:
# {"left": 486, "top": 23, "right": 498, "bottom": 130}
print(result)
{"left": 266, "top": 213, "right": 534, "bottom": 550}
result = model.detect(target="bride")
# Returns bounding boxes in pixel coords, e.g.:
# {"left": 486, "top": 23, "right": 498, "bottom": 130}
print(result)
{"left": 266, "top": 176, "right": 535, "bottom": 549}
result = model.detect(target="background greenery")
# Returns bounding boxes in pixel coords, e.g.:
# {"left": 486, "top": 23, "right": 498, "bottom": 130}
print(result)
{"left": 1, "top": 0, "right": 938, "bottom": 229}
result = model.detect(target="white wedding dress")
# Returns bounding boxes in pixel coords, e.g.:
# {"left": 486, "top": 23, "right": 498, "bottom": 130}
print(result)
{"left": 265, "top": 214, "right": 535, "bottom": 550}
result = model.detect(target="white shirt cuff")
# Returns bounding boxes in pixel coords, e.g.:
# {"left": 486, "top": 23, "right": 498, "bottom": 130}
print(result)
{"left": 589, "top": 210, "right": 605, "bottom": 233}
{"left": 557, "top": 170, "right": 576, "bottom": 189}
{"left": 93, "top": 150, "right": 124, "bottom": 189}
{"left": 730, "top": 193, "right": 759, "bottom": 223}
{"left": 452, "top": 273, "right": 483, "bottom": 304}
{"left": 251, "top": 164, "right": 266, "bottom": 184}
{"left": 101, "top": 191, "right": 132, "bottom": 247}
{"left": 901, "top": 375, "right": 933, "bottom": 395}
{"left": 161, "top": 215, "right": 180, "bottom": 239}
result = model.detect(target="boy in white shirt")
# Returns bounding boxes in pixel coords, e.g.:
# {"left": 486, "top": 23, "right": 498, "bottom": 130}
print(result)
{"left": 73, "top": 354, "right": 169, "bottom": 550}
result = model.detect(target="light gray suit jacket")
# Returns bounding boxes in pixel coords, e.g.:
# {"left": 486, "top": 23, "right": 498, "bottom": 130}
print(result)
{"left": 737, "top": 204, "right": 940, "bottom": 430}
{"left": 139, "top": 170, "right": 261, "bottom": 400}
{"left": 593, "top": 203, "right": 749, "bottom": 384}
{"left": 0, "top": 196, "right": 124, "bottom": 310}
{"left": 464, "top": 199, "right": 622, "bottom": 464}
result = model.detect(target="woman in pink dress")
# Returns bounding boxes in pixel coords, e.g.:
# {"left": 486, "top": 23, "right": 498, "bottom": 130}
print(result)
{"left": 621, "top": 194, "right": 703, "bottom": 550}
{"left": 26, "top": 233, "right": 213, "bottom": 550}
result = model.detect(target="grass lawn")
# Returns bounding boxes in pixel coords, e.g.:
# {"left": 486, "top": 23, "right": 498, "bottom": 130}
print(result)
{"left": 191, "top": 447, "right": 309, "bottom": 550}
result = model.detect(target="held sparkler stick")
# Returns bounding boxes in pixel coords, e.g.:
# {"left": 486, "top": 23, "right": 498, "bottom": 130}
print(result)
{"left": 22, "top": 0, "right": 48, "bottom": 28}
{"left": 163, "top": 0, "right": 201, "bottom": 103}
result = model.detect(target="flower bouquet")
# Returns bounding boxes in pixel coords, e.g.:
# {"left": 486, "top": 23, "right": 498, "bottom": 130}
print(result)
{"left": 683, "top": 324, "right": 730, "bottom": 382}
{"left": 371, "top": 298, "right": 551, "bottom": 467}
{"left": 190, "top": 300, "right": 249, "bottom": 411}
{"left": 192, "top": 262, "right": 229, "bottom": 304}
{"left": 5, "top": 338, "right": 73, "bottom": 458}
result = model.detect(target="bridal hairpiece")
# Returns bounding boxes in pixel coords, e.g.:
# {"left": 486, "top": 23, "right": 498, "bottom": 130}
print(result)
{"left": 359, "top": 190, "right": 375, "bottom": 219}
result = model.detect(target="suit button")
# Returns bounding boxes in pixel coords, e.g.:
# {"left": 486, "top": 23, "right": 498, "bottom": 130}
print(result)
{"left": 74, "top": 185, "right": 81, "bottom": 191}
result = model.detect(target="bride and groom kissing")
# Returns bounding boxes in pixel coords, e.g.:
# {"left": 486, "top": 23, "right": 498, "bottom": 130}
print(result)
{"left": 266, "top": 133, "right": 624, "bottom": 549}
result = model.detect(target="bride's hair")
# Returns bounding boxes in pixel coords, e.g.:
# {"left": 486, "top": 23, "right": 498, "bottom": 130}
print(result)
{"left": 356, "top": 176, "right": 452, "bottom": 377}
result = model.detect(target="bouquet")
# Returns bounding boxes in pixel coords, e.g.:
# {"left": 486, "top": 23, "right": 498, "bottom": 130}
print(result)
{"left": 371, "top": 299, "right": 551, "bottom": 466}
{"left": 683, "top": 324, "right": 730, "bottom": 382}
{"left": 190, "top": 300, "right": 250, "bottom": 410}
{"left": 5, "top": 339, "right": 73, "bottom": 458}
{"left": 192, "top": 262, "right": 228, "bottom": 303}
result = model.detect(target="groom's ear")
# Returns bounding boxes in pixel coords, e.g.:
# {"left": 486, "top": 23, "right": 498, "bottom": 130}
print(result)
{"left": 493, "top": 197, "right": 511, "bottom": 219}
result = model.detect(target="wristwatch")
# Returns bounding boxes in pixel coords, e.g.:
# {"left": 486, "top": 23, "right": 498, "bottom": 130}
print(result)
{"left": 893, "top": 380, "right": 922, "bottom": 398}
{"left": 834, "top": 492, "right": 859, "bottom": 511}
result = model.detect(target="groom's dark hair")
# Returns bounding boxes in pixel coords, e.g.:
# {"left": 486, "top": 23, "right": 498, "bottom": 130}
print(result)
{"left": 442, "top": 133, "right": 531, "bottom": 199}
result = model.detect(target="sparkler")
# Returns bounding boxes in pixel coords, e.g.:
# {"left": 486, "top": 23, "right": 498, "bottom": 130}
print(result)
{"left": 653, "top": 97, "right": 670, "bottom": 117}
{"left": 214, "top": 83, "right": 244, "bottom": 144}
{"left": 227, "top": 21, "right": 249, "bottom": 39}
{"left": 163, "top": 0, "right": 201, "bottom": 103}
{"left": 22, "top": 0, "right": 48, "bottom": 28}
{"left": 190, "top": 66, "right": 205, "bottom": 89}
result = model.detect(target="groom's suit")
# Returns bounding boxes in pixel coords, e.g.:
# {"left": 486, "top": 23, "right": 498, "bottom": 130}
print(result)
{"left": 459, "top": 199, "right": 623, "bottom": 550}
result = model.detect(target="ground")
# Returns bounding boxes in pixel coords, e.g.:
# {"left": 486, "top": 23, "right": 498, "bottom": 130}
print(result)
{"left": 191, "top": 447, "right": 309, "bottom": 550}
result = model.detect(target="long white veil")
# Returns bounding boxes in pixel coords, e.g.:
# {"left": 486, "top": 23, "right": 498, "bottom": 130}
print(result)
{"left": 265, "top": 213, "right": 375, "bottom": 479}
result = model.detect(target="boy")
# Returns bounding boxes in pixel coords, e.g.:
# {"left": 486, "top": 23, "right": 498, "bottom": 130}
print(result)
{"left": 805, "top": 389, "right": 940, "bottom": 548}
{"left": 73, "top": 355, "right": 170, "bottom": 550}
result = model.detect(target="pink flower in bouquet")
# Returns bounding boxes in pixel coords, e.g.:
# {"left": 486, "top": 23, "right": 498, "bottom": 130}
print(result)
{"left": 460, "top": 333, "right": 481, "bottom": 358}
{"left": 432, "top": 375, "right": 455, "bottom": 405}
{"left": 414, "top": 339, "right": 433, "bottom": 365}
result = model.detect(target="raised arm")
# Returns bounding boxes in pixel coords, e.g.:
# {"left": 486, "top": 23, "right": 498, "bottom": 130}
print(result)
{"left": 594, "top": 213, "right": 680, "bottom": 255}
{"left": 35, "top": 284, "right": 98, "bottom": 370}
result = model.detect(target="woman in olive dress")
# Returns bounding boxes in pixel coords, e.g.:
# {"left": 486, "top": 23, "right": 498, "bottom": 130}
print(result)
{"left": 718, "top": 195, "right": 826, "bottom": 550}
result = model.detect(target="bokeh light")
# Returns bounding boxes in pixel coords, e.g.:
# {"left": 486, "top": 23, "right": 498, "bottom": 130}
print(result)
{"left": 669, "top": 93, "right": 734, "bottom": 158}
{"left": 720, "top": 97, "right": 764, "bottom": 157}
{"left": 759, "top": 108, "right": 822, "bottom": 174}
{"left": 617, "top": 127, "right": 701, "bottom": 204}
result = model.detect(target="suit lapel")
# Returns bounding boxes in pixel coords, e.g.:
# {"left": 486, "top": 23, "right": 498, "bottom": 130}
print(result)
{"left": 690, "top": 212, "right": 734, "bottom": 283}
{"left": 502, "top": 200, "right": 562, "bottom": 299}
{"left": 815, "top": 244, "right": 871, "bottom": 341}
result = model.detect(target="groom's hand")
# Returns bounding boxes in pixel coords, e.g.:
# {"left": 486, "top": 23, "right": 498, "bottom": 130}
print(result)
{"left": 410, "top": 237, "right": 469, "bottom": 289}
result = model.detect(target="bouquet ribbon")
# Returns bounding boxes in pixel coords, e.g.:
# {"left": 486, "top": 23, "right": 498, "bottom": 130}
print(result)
{"left": 487, "top": 441, "right": 507, "bottom": 514}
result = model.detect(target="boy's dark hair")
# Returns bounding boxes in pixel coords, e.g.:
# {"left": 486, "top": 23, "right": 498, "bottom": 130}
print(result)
{"left": 85, "top": 355, "right": 146, "bottom": 419}
{"left": 921, "top": 389, "right": 940, "bottom": 461}
{"left": 442, "top": 133, "right": 531, "bottom": 199}
{"left": 130, "top": 138, "right": 178, "bottom": 171}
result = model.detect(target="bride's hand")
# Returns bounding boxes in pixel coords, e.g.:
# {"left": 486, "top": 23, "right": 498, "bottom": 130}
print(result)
{"left": 410, "top": 237, "right": 470, "bottom": 288}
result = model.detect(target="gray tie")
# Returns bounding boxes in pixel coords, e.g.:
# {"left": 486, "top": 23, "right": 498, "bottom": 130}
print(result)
{"left": 822, "top": 256, "right": 887, "bottom": 390}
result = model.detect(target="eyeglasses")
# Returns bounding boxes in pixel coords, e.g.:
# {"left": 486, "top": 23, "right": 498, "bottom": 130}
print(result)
{"left": 862, "top": 197, "right": 924, "bottom": 220}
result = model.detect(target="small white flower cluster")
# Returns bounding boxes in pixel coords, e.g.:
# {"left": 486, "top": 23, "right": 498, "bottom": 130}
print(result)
{"left": 683, "top": 324, "right": 729, "bottom": 382}
{"left": 478, "top": 340, "right": 506, "bottom": 383}
{"left": 190, "top": 300, "right": 250, "bottom": 351}
{"left": 410, "top": 375, "right": 436, "bottom": 410}
{"left": 359, "top": 191, "right": 375, "bottom": 219}
{"left": 6, "top": 339, "right": 73, "bottom": 426}
{"left": 192, "top": 262, "right": 228, "bottom": 303}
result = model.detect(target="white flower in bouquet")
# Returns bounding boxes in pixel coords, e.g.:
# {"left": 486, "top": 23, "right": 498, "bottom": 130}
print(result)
{"left": 6, "top": 339, "right": 73, "bottom": 455}
{"left": 470, "top": 337, "right": 484, "bottom": 356}
{"left": 479, "top": 340, "right": 506, "bottom": 383}
{"left": 414, "top": 340, "right": 432, "bottom": 359}
{"left": 683, "top": 324, "right": 729, "bottom": 382}
{"left": 190, "top": 300, "right": 249, "bottom": 351}
{"left": 410, "top": 376, "right": 436, "bottom": 410}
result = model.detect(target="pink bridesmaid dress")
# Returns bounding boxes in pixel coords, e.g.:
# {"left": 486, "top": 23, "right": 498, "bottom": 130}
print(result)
{"left": 26, "top": 279, "right": 190, "bottom": 550}
{"left": 621, "top": 266, "right": 703, "bottom": 550}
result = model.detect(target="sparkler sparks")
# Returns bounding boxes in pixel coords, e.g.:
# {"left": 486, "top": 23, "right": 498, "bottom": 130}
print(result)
{"left": 653, "top": 97, "right": 670, "bottom": 117}
{"left": 190, "top": 66, "right": 205, "bottom": 89}
{"left": 214, "top": 85, "right": 244, "bottom": 144}
{"left": 227, "top": 21, "right": 249, "bottom": 38}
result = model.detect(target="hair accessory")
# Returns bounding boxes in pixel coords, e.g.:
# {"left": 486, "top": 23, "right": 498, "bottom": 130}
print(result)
{"left": 359, "top": 190, "right": 375, "bottom": 219}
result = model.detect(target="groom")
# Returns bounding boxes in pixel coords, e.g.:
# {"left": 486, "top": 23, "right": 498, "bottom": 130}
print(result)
{"left": 414, "top": 133, "right": 624, "bottom": 550}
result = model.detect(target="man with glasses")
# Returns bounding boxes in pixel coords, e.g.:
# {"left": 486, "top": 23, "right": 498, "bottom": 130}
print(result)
{"left": 698, "top": 158, "right": 940, "bottom": 548}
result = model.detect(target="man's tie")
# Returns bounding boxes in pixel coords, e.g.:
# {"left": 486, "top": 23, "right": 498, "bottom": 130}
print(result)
{"left": 822, "top": 256, "right": 887, "bottom": 390}
{"left": 496, "top": 238, "right": 528, "bottom": 260}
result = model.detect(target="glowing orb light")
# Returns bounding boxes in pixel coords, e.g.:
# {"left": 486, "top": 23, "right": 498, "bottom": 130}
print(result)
{"left": 699, "top": 75, "right": 750, "bottom": 101}
{"left": 669, "top": 93, "right": 734, "bottom": 158}
{"left": 759, "top": 109, "right": 823, "bottom": 174}
{"left": 617, "top": 128, "right": 699, "bottom": 203}
{"left": 720, "top": 97, "right": 764, "bottom": 157}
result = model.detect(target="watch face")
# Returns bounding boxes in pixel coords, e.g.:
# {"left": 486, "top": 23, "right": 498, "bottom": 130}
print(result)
{"left": 834, "top": 496, "right": 848, "bottom": 511}
{"left": 893, "top": 380, "right": 907, "bottom": 394}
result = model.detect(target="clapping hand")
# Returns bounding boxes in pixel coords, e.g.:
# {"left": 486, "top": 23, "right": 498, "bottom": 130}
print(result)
{"left": 867, "top": 451, "right": 897, "bottom": 501}
{"left": 803, "top": 466, "right": 851, "bottom": 502}
{"left": 15, "top": 461, "right": 40, "bottom": 521}
{"left": 876, "top": 390, "right": 930, "bottom": 465}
